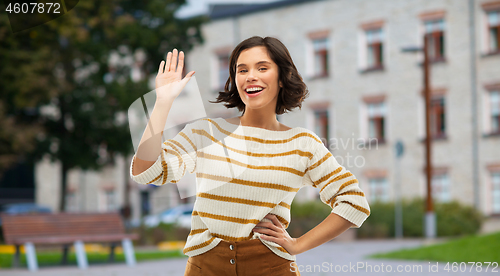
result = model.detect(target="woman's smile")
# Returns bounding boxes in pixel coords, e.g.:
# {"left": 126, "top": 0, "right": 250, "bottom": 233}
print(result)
{"left": 245, "top": 87, "right": 265, "bottom": 97}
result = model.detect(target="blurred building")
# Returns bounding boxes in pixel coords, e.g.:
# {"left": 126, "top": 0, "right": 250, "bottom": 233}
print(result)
{"left": 23, "top": 0, "right": 500, "bottom": 227}
{"left": 184, "top": 0, "right": 500, "bottom": 219}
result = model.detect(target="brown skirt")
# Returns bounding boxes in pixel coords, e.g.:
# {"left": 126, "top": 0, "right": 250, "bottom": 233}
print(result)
{"left": 184, "top": 238, "right": 301, "bottom": 276}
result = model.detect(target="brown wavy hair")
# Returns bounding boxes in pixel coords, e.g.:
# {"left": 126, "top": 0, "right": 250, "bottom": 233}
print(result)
{"left": 208, "top": 36, "right": 309, "bottom": 115}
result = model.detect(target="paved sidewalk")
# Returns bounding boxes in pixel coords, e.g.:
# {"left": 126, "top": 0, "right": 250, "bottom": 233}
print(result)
{"left": 1, "top": 238, "right": 497, "bottom": 275}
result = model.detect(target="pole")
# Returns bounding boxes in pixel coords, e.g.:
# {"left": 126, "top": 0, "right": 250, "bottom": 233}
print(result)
{"left": 394, "top": 141, "right": 404, "bottom": 239}
{"left": 468, "top": 0, "right": 480, "bottom": 211}
{"left": 423, "top": 34, "right": 436, "bottom": 239}
{"left": 121, "top": 156, "right": 132, "bottom": 230}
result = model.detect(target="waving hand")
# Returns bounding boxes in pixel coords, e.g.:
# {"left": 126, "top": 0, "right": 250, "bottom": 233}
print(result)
{"left": 155, "top": 49, "right": 195, "bottom": 102}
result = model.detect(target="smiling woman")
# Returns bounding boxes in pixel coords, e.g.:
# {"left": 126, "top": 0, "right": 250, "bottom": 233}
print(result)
{"left": 130, "top": 36, "right": 370, "bottom": 276}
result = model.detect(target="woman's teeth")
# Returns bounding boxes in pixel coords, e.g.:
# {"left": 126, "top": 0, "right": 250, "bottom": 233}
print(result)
{"left": 246, "top": 87, "right": 263, "bottom": 94}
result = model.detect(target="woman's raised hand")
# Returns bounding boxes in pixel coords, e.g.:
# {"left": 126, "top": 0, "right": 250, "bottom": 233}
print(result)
{"left": 155, "top": 49, "right": 195, "bottom": 102}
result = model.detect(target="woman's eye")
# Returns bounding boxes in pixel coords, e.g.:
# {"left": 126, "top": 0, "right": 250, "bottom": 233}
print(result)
{"left": 238, "top": 69, "right": 247, "bottom": 73}
{"left": 259, "top": 68, "right": 267, "bottom": 71}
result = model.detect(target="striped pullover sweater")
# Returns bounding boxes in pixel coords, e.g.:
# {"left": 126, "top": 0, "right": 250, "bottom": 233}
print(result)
{"left": 130, "top": 117, "right": 370, "bottom": 261}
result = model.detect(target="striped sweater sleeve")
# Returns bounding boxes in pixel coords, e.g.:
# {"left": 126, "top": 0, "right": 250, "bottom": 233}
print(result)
{"left": 303, "top": 138, "right": 370, "bottom": 228}
{"left": 130, "top": 122, "right": 197, "bottom": 186}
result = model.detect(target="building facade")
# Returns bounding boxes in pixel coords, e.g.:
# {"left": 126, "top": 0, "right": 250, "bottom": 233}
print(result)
{"left": 184, "top": 0, "right": 500, "bottom": 216}
{"left": 33, "top": 0, "right": 500, "bottom": 222}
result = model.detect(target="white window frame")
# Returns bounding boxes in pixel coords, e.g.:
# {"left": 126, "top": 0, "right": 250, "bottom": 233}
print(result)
{"left": 486, "top": 10, "right": 500, "bottom": 53}
{"left": 432, "top": 173, "right": 451, "bottom": 202}
{"left": 423, "top": 18, "right": 446, "bottom": 60}
{"left": 491, "top": 172, "right": 500, "bottom": 214}
{"left": 483, "top": 89, "right": 500, "bottom": 135}
{"left": 368, "top": 177, "right": 389, "bottom": 202}
{"left": 360, "top": 100, "right": 389, "bottom": 144}
{"left": 312, "top": 37, "right": 329, "bottom": 77}
{"left": 65, "top": 191, "right": 78, "bottom": 212}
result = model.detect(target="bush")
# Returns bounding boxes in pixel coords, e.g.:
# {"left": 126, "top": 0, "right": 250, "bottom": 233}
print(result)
{"left": 133, "top": 223, "right": 191, "bottom": 246}
{"left": 288, "top": 200, "right": 331, "bottom": 238}
{"left": 357, "top": 197, "right": 484, "bottom": 239}
{"left": 435, "top": 200, "right": 483, "bottom": 237}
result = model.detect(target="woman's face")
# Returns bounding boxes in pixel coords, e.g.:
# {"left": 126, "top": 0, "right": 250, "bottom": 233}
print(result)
{"left": 235, "top": 46, "right": 280, "bottom": 113}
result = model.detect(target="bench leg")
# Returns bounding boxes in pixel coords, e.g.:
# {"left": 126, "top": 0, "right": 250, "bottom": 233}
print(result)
{"left": 74, "top": 240, "right": 88, "bottom": 269}
{"left": 108, "top": 243, "right": 116, "bottom": 262}
{"left": 13, "top": 245, "right": 20, "bottom": 268}
{"left": 121, "top": 238, "right": 136, "bottom": 267}
{"left": 24, "top": 242, "right": 38, "bottom": 272}
{"left": 61, "top": 245, "right": 69, "bottom": 265}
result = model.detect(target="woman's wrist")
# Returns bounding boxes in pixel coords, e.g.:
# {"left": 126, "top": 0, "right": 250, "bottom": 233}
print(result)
{"left": 155, "top": 97, "right": 175, "bottom": 107}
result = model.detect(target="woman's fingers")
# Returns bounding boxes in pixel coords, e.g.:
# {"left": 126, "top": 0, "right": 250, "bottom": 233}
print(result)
{"left": 177, "top": 51, "right": 185, "bottom": 73}
{"left": 180, "top": 71, "right": 195, "bottom": 87}
{"left": 185, "top": 71, "right": 195, "bottom": 79}
{"left": 255, "top": 228, "right": 278, "bottom": 237}
{"left": 265, "top": 214, "right": 283, "bottom": 227}
{"left": 159, "top": 49, "right": 191, "bottom": 79}
{"left": 170, "top": 49, "right": 178, "bottom": 72}
{"left": 254, "top": 221, "right": 280, "bottom": 232}
{"left": 157, "top": 60, "right": 165, "bottom": 75}
{"left": 165, "top": 51, "right": 172, "bottom": 73}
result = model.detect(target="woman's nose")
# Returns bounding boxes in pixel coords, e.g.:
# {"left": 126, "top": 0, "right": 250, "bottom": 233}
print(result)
{"left": 246, "top": 71, "right": 257, "bottom": 82}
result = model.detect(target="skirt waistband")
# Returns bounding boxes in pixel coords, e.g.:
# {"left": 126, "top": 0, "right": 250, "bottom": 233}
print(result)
{"left": 216, "top": 238, "right": 263, "bottom": 250}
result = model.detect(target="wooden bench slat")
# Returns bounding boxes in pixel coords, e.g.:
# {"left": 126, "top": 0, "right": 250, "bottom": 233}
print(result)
{"left": 0, "top": 213, "right": 137, "bottom": 245}
{"left": 12, "top": 234, "right": 139, "bottom": 245}
{"left": 1, "top": 213, "right": 139, "bottom": 271}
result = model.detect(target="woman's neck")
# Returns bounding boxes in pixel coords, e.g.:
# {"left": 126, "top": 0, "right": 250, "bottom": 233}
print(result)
{"left": 238, "top": 114, "right": 281, "bottom": 131}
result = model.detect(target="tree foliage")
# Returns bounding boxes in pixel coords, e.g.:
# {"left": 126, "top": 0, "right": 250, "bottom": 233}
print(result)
{"left": 0, "top": 0, "right": 206, "bottom": 210}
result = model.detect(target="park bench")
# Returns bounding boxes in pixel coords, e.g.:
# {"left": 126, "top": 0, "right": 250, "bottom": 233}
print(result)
{"left": 0, "top": 212, "right": 138, "bottom": 271}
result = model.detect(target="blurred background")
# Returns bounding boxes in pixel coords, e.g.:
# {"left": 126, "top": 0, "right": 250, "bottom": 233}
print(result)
{"left": 0, "top": 0, "right": 499, "bottom": 270}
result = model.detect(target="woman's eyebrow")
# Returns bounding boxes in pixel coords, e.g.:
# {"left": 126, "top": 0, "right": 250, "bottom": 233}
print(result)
{"left": 236, "top": 61, "right": 271, "bottom": 68}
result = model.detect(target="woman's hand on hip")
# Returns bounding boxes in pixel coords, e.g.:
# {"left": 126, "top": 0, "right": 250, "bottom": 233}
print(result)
{"left": 155, "top": 49, "right": 195, "bottom": 103}
{"left": 252, "top": 214, "right": 301, "bottom": 255}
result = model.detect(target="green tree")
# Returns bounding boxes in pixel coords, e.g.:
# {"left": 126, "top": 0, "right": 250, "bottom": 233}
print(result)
{"left": 0, "top": 10, "right": 60, "bottom": 179}
{"left": 0, "top": 0, "right": 206, "bottom": 211}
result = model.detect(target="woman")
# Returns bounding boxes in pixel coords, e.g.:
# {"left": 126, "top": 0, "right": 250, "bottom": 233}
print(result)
{"left": 131, "top": 36, "right": 370, "bottom": 276}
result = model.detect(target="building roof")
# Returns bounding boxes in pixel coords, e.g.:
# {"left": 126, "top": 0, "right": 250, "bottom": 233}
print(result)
{"left": 209, "top": 0, "right": 323, "bottom": 20}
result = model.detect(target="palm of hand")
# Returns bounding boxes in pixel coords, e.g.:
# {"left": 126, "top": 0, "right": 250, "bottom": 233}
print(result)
{"left": 155, "top": 49, "right": 195, "bottom": 102}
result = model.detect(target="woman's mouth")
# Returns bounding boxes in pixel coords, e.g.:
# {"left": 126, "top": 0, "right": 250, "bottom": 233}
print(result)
{"left": 245, "top": 87, "right": 264, "bottom": 97}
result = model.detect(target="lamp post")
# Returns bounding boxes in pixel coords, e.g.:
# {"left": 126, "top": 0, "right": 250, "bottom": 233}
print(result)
{"left": 401, "top": 34, "right": 436, "bottom": 239}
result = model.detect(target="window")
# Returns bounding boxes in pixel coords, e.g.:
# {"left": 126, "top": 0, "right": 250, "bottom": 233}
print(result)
{"left": 430, "top": 96, "right": 446, "bottom": 138}
{"left": 312, "top": 38, "right": 329, "bottom": 77}
{"left": 368, "top": 178, "right": 389, "bottom": 202}
{"left": 366, "top": 28, "right": 384, "bottom": 69}
{"left": 490, "top": 91, "right": 500, "bottom": 134}
{"left": 313, "top": 109, "right": 329, "bottom": 148}
{"left": 492, "top": 172, "right": 500, "bottom": 214}
{"left": 217, "top": 52, "right": 230, "bottom": 90}
{"left": 424, "top": 19, "right": 445, "bottom": 61}
{"left": 487, "top": 10, "right": 500, "bottom": 53}
{"left": 104, "top": 190, "right": 116, "bottom": 211}
{"left": 432, "top": 173, "right": 451, "bottom": 202}
{"left": 367, "top": 101, "right": 386, "bottom": 142}
{"left": 66, "top": 191, "right": 78, "bottom": 212}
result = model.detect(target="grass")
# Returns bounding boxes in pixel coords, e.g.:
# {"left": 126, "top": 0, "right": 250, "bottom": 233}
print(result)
{"left": 369, "top": 231, "right": 500, "bottom": 263}
{"left": 0, "top": 250, "right": 185, "bottom": 269}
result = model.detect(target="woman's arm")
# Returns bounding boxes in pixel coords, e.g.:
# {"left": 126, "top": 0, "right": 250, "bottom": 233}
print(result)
{"left": 294, "top": 213, "right": 355, "bottom": 255}
{"left": 132, "top": 101, "right": 172, "bottom": 176}
{"left": 253, "top": 213, "right": 355, "bottom": 256}
{"left": 132, "top": 49, "right": 194, "bottom": 176}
